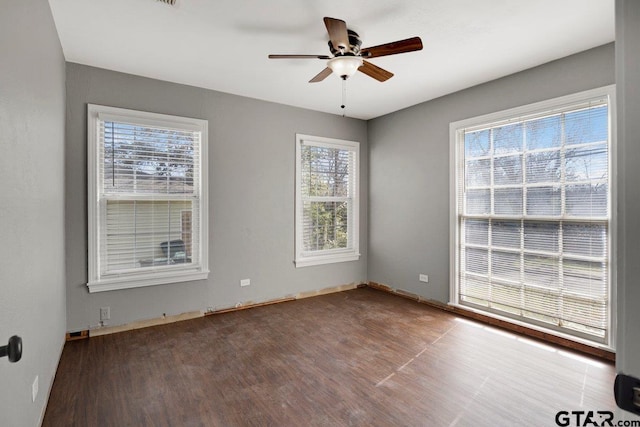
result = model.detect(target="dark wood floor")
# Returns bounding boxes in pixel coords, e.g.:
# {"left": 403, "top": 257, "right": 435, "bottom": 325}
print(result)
{"left": 43, "top": 287, "right": 618, "bottom": 426}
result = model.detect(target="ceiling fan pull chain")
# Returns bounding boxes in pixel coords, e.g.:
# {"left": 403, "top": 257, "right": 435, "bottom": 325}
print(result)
{"left": 341, "top": 78, "right": 347, "bottom": 116}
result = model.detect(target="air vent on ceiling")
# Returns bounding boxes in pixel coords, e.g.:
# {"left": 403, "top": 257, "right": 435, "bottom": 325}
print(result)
{"left": 157, "top": 0, "right": 176, "bottom": 5}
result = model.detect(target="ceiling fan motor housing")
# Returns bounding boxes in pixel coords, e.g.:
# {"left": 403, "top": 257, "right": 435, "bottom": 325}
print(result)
{"left": 329, "top": 29, "right": 362, "bottom": 56}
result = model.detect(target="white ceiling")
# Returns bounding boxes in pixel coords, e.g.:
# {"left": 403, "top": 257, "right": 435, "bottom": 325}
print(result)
{"left": 48, "top": 0, "right": 614, "bottom": 120}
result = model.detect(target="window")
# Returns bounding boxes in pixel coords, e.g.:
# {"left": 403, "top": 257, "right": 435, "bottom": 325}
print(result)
{"left": 295, "top": 134, "right": 360, "bottom": 267}
{"left": 87, "top": 105, "right": 208, "bottom": 292}
{"left": 450, "top": 86, "right": 615, "bottom": 347}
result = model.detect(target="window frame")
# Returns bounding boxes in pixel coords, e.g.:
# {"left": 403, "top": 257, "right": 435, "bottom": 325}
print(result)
{"left": 295, "top": 134, "right": 360, "bottom": 268}
{"left": 87, "top": 104, "right": 209, "bottom": 293}
{"left": 449, "top": 85, "right": 616, "bottom": 349}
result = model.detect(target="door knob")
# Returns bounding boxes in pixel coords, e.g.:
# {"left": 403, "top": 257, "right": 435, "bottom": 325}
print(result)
{"left": 0, "top": 335, "right": 22, "bottom": 363}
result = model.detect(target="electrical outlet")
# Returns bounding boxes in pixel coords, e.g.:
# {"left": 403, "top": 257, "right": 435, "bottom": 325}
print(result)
{"left": 32, "top": 375, "right": 38, "bottom": 403}
{"left": 100, "top": 306, "right": 110, "bottom": 321}
{"left": 419, "top": 274, "right": 429, "bottom": 283}
{"left": 240, "top": 278, "right": 250, "bottom": 287}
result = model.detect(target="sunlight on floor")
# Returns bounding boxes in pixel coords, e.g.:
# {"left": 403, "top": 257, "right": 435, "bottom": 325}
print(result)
{"left": 453, "top": 317, "right": 608, "bottom": 369}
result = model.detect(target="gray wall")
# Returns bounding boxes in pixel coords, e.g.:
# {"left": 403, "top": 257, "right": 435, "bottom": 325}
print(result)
{"left": 367, "top": 43, "right": 615, "bottom": 303}
{"left": 616, "top": 0, "right": 640, "bottom": 385}
{"left": 65, "top": 63, "right": 368, "bottom": 332}
{"left": 0, "top": 0, "right": 67, "bottom": 425}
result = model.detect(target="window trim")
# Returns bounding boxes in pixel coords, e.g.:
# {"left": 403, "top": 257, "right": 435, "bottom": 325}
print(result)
{"left": 295, "top": 134, "right": 360, "bottom": 268}
{"left": 87, "top": 104, "right": 209, "bottom": 293}
{"left": 449, "top": 85, "right": 617, "bottom": 350}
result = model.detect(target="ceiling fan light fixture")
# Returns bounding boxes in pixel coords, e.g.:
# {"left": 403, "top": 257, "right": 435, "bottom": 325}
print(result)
{"left": 328, "top": 56, "right": 364, "bottom": 79}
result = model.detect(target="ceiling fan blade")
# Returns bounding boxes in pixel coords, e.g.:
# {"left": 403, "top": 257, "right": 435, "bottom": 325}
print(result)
{"left": 323, "top": 17, "right": 350, "bottom": 52}
{"left": 358, "top": 60, "right": 394, "bottom": 82}
{"left": 269, "top": 54, "right": 331, "bottom": 59}
{"left": 309, "top": 67, "right": 333, "bottom": 83}
{"left": 361, "top": 36, "right": 423, "bottom": 58}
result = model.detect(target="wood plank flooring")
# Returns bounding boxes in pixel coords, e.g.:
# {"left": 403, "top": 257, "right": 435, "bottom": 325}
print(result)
{"left": 43, "top": 287, "right": 619, "bottom": 426}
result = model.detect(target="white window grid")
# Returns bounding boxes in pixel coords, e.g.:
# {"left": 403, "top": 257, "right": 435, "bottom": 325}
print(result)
{"left": 450, "top": 86, "right": 615, "bottom": 348}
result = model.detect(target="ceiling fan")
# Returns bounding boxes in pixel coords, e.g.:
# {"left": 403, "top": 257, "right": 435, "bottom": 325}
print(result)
{"left": 268, "top": 17, "right": 423, "bottom": 83}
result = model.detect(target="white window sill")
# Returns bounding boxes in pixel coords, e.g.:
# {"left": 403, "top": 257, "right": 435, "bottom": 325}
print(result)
{"left": 295, "top": 252, "right": 360, "bottom": 268}
{"left": 87, "top": 269, "right": 209, "bottom": 293}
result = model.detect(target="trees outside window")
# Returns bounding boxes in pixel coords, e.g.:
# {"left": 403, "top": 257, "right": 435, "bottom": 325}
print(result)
{"left": 450, "top": 86, "right": 615, "bottom": 347}
{"left": 295, "top": 134, "right": 360, "bottom": 267}
{"left": 87, "top": 105, "right": 208, "bottom": 292}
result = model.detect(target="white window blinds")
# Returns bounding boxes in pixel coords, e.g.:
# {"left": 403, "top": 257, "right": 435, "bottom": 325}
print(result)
{"left": 87, "top": 105, "right": 208, "bottom": 292}
{"left": 453, "top": 89, "right": 613, "bottom": 345}
{"left": 295, "top": 135, "right": 360, "bottom": 267}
